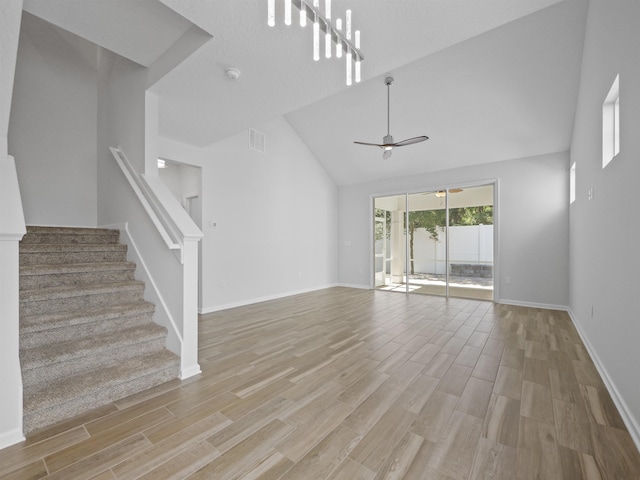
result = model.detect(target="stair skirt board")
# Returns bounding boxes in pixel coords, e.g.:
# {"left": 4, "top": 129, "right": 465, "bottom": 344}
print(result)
{"left": 19, "top": 226, "right": 180, "bottom": 435}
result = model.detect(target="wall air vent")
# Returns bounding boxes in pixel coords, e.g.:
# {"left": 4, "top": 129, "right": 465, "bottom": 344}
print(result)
{"left": 248, "top": 129, "right": 266, "bottom": 153}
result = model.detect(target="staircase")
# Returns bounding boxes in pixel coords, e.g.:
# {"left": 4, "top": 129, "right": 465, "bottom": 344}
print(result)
{"left": 19, "top": 226, "right": 180, "bottom": 435}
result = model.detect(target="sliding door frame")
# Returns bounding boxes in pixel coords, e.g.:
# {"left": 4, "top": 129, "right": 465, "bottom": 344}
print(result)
{"left": 370, "top": 178, "right": 499, "bottom": 300}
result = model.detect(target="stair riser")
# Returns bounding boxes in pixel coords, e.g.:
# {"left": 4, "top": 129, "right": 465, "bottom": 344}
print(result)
{"left": 23, "top": 364, "right": 179, "bottom": 435}
{"left": 21, "top": 233, "right": 119, "bottom": 245}
{"left": 20, "top": 269, "right": 136, "bottom": 290}
{"left": 22, "top": 336, "right": 168, "bottom": 385}
{"left": 20, "top": 250, "right": 127, "bottom": 266}
{"left": 20, "top": 312, "right": 155, "bottom": 349}
{"left": 20, "top": 289, "right": 145, "bottom": 316}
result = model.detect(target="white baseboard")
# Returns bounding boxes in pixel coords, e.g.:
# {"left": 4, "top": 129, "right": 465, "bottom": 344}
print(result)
{"left": 0, "top": 427, "right": 24, "bottom": 450}
{"left": 199, "top": 283, "right": 339, "bottom": 314}
{"left": 496, "top": 298, "right": 568, "bottom": 311}
{"left": 567, "top": 309, "right": 640, "bottom": 452}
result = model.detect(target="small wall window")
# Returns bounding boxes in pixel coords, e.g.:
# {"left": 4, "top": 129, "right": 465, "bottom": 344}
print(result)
{"left": 570, "top": 162, "right": 576, "bottom": 204}
{"left": 602, "top": 74, "right": 620, "bottom": 168}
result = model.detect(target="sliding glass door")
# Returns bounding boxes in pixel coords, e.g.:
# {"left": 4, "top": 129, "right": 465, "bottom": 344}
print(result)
{"left": 373, "top": 184, "right": 494, "bottom": 300}
{"left": 407, "top": 191, "right": 447, "bottom": 296}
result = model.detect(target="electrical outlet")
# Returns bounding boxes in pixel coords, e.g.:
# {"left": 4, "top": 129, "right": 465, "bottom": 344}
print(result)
{"left": 505, "top": 276, "right": 511, "bottom": 285}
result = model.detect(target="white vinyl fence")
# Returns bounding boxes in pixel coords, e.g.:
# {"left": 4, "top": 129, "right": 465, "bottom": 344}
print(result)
{"left": 376, "top": 225, "right": 493, "bottom": 276}
{"left": 412, "top": 225, "right": 493, "bottom": 275}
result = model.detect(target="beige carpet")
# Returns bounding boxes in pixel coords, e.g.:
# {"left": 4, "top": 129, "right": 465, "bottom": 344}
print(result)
{"left": 20, "top": 226, "right": 179, "bottom": 434}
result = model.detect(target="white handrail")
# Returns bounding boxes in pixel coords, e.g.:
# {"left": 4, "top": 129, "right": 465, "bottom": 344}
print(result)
{"left": 109, "top": 147, "right": 203, "bottom": 264}
{"left": 109, "top": 146, "right": 181, "bottom": 251}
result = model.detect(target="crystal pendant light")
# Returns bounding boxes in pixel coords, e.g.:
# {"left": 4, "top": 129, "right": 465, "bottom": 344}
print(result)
{"left": 346, "top": 9, "right": 352, "bottom": 86}
{"left": 300, "top": 1, "right": 306, "bottom": 27}
{"left": 284, "top": 0, "right": 291, "bottom": 25}
{"left": 355, "top": 30, "right": 361, "bottom": 83}
{"left": 324, "top": 0, "right": 331, "bottom": 58}
{"left": 268, "top": 1, "right": 363, "bottom": 86}
{"left": 268, "top": 0, "right": 275, "bottom": 27}
{"left": 335, "top": 18, "right": 343, "bottom": 58}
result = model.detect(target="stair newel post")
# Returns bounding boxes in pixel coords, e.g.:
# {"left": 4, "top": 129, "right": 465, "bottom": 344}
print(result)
{"left": 180, "top": 238, "right": 201, "bottom": 378}
{"left": 0, "top": 155, "right": 27, "bottom": 448}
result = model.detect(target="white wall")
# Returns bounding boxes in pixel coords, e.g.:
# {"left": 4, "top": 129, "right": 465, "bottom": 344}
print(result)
{"left": 338, "top": 151, "right": 570, "bottom": 309}
{"left": 569, "top": 0, "right": 640, "bottom": 445}
{"left": 0, "top": 0, "right": 22, "bottom": 157}
{"left": 9, "top": 13, "right": 97, "bottom": 227}
{"left": 160, "top": 116, "right": 339, "bottom": 312}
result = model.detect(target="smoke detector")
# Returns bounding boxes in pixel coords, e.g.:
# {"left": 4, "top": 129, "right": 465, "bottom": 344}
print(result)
{"left": 225, "top": 68, "right": 241, "bottom": 80}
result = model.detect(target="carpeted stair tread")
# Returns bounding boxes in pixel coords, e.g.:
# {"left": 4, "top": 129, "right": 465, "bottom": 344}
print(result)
{"left": 20, "top": 261, "right": 135, "bottom": 276}
{"left": 20, "top": 323, "right": 168, "bottom": 371}
{"left": 20, "top": 243, "right": 127, "bottom": 254}
{"left": 19, "top": 262, "right": 137, "bottom": 290}
{"left": 23, "top": 349, "right": 180, "bottom": 418}
{"left": 20, "top": 300, "right": 155, "bottom": 333}
{"left": 20, "top": 280, "right": 144, "bottom": 303}
{"left": 25, "top": 226, "right": 117, "bottom": 235}
{"left": 22, "top": 226, "right": 119, "bottom": 245}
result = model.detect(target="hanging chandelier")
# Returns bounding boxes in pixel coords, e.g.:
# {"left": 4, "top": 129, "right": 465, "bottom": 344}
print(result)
{"left": 267, "top": 0, "right": 364, "bottom": 86}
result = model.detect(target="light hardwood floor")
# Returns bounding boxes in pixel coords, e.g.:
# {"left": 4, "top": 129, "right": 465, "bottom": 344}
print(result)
{"left": 2, "top": 287, "right": 639, "bottom": 479}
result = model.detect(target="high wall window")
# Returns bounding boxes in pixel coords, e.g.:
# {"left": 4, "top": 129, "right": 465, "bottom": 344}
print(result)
{"left": 602, "top": 74, "right": 620, "bottom": 168}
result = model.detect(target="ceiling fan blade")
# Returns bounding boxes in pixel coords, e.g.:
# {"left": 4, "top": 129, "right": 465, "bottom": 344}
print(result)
{"left": 354, "top": 141, "right": 386, "bottom": 149}
{"left": 391, "top": 136, "right": 429, "bottom": 147}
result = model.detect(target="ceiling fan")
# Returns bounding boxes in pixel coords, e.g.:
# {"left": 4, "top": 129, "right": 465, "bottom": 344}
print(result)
{"left": 354, "top": 76, "right": 429, "bottom": 159}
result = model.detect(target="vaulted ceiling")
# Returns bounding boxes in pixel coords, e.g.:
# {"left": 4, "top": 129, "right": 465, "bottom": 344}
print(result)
{"left": 23, "top": 0, "right": 588, "bottom": 186}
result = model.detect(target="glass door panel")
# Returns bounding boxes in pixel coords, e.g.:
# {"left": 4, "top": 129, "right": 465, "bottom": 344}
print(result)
{"left": 447, "top": 184, "right": 494, "bottom": 301}
{"left": 374, "top": 195, "right": 407, "bottom": 292}
{"left": 407, "top": 191, "right": 447, "bottom": 296}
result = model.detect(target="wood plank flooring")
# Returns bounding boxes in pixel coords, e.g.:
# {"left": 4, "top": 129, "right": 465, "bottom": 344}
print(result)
{"left": 2, "top": 287, "right": 639, "bottom": 479}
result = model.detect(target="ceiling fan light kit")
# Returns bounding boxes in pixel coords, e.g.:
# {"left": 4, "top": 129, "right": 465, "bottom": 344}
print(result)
{"left": 267, "top": 0, "right": 364, "bottom": 85}
{"left": 354, "top": 76, "right": 429, "bottom": 159}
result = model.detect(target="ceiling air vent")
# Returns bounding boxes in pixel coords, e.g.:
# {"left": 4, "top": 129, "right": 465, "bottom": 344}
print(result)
{"left": 248, "top": 129, "right": 266, "bottom": 153}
